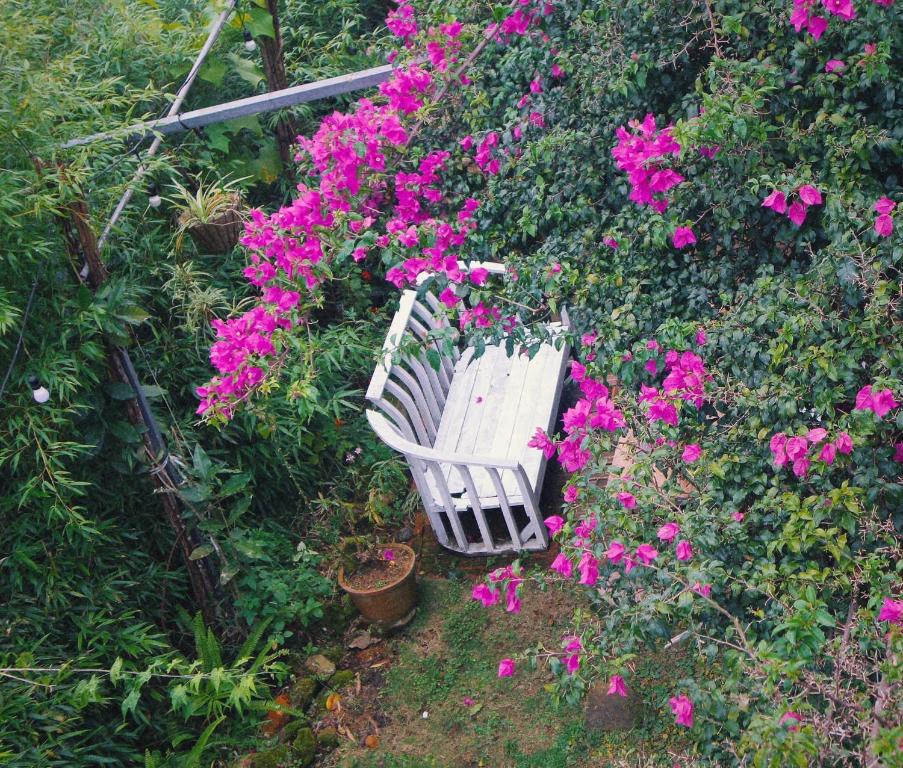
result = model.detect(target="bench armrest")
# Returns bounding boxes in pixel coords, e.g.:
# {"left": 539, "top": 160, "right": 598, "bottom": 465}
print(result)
{"left": 366, "top": 410, "right": 521, "bottom": 471}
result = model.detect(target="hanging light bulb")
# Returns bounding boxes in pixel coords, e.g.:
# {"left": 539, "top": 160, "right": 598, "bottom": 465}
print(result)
{"left": 243, "top": 29, "right": 257, "bottom": 52}
{"left": 27, "top": 375, "right": 50, "bottom": 404}
{"left": 148, "top": 182, "right": 162, "bottom": 209}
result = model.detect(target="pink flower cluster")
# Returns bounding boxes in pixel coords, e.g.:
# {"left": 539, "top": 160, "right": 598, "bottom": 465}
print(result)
{"left": 769, "top": 428, "right": 853, "bottom": 477}
{"left": 386, "top": 1, "right": 418, "bottom": 46}
{"left": 196, "top": 306, "right": 293, "bottom": 416}
{"left": 790, "top": 0, "right": 850, "bottom": 40}
{"left": 638, "top": 349, "right": 710, "bottom": 427}
{"left": 529, "top": 365, "right": 625, "bottom": 473}
{"left": 873, "top": 197, "right": 895, "bottom": 238}
{"left": 612, "top": 114, "right": 683, "bottom": 214}
{"left": 761, "top": 185, "right": 823, "bottom": 228}
{"left": 854, "top": 384, "right": 898, "bottom": 418}
{"left": 879, "top": 598, "right": 903, "bottom": 625}
{"left": 472, "top": 564, "right": 524, "bottom": 614}
{"left": 496, "top": 0, "right": 555, "bottom": 41}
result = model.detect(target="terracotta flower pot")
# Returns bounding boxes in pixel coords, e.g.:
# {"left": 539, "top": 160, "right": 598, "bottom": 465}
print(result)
{"left": 181, "top": 194, "right": 244, "bottom": 254}
{"left": 338, "top": 543, "right": 417, "bottom": 628}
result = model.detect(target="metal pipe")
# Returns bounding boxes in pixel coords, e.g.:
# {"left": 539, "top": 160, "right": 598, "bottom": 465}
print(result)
{"left": 65, "top": 64, "right": 393, "bottom": 152}
{"left": 96, "top": 0, "right": 238, "bottom": 250}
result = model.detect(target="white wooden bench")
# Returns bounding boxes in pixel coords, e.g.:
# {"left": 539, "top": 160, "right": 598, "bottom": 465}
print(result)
{"left": 365, "top": 262, "right": 571, "bottom": 555}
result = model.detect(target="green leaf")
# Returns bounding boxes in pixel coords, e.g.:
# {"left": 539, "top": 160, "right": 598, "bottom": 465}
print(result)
{"left": 226, "top": 53, "right": 265, "bottom": 88}
{"left": 199, "top": 58, "right": 227, "bottom": 86}
{"left": 179, "top": 484, "right": 211, "bottom": 504}
{"left": 189, "top": 544, "right": 214, "bottom": 561}
{"left": 246, "top": 7, "right": 275, "bottom": 38}
{"left": 106, "top": 382, "right": 137, "bottom": 400}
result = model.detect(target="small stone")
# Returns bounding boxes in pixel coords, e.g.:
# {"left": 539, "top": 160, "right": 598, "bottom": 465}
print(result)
{"left": 304, "top": 654, "right": 336, "bottom": 677}
{"left": 584, "top": 681, "right": 640, "bottom": 732}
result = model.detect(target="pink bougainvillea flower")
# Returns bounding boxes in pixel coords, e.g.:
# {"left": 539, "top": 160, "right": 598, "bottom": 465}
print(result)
{"left": 875, "top": 197, "right": 896, "bottom": 215}
{"left": 645, "top": 358, "right": 658, "bottom": 375}
{"left": 781, "top": 711, "right": 803, "bottom": 731}
{"left": 692, "top": 581, "right": 712, "bottom": 597}
{"left": 682, "top": 443, "right": 701, "bottom": 463}
{"left": 635, "top": 543, "right": 659, "bottom": 565}
{"left": 506, "top": 588, "right": 521, "bottom": 614}
{"left": 471, "top": 583, "right": 499, "bottom": 607}
{"left": 550, "top": 553, "right": 574, "bottom": 579}
{"left": 564, "top": 653, "right": 580, "bottom": 675}
{"left": 571, "top": 360, "right": 587, "bottom": 383}
{"left": 564, "top": 485, "right": 579, "bottom": 503}
{"left": 581, "top": 330, "right": 598, "bottom": 346}
{"left": 675, "top": 540, "right": 694, "bottom": 561}
{"left": 873, "top": 0, "right": 894, "bottom": 6}
{"left": 835, "top": 431, "right": 853, "bottom": 454}
{"left": 785, "top": 436, "right": 809, "bottom": 461}
{"left": 544, "top": 515, "right": 565, "bottom": 536}
{"left": 669, "top": 694, "right": 694, "bottom": 728}
{"left": 383, "top": 549, "right": 395, "bottom": 561}
{"left": 498, "top": 658, "right": 516, "bottom": 677}
{"left": 819, "top": 442, "right": 837, "bottom": 465}
{"left": 469, "top": 267, "right": 490, "bottom": 286}
{"left": 551, "top": 62, "right": 564, "bottom": 78}
{"left": 787, "top": 201, "right": 808, "bottom": 227}
{"left": 792, "top": 457, "right": 811, "bottom": 478}
{"left": 462, "top": 696, "right": 475, "bottom": 707}
{"left": 798, "top": 184, "right": 823, "bottom": 206}
{"left": 578, "top": 552, "right": 600, "bottom": 586}
{"left": 874, "top": 214, "right": 894, "bottom": 237}
{"left": 459, "top": 135, "right": 474, "bottom": 151}
{"left": 607, "top": 675, "right": 628, "bottom": 697}
{"left": 695, "top": 328, "right": 707, "bottom": 346}
{"left": 893, "top": 443, "right": 903, "bottom": 463}
{"left": 864, "top": 42, "right": 877, "bottom": 55}
{"left": 879, "top": 598, "right": 903, "bottom": 624}
{"left": 698, "top": 145, "right": 719, "bottom": 159}
{"left": 672, "top": 226, "right": 696, "bottom": 249}
{"left": 647, "top": 339, "right": 660, "bottom": 352}
{"left": 529, "top": 77, "right": 543, "bottom": 94}
{"left": 855, "top": 385, "right": 899, "bottom": 418}
{"left": 657, "top": 522, "right": 681, "bottom": 542}
{"left": 822, "top": 0, "right": 856, "bottom": 19}
{"left": 603, "top": 236, "right": 619, "bottom": 249}
{"left": 825, "top": 59, "right": 846, "bottom": 73}
{"left": 606, "top": 540, "right": 625, "bottom": 564}
{"left": 439, "top": 287, "right": 459, "bottom": 307}
{"left": 807, "top": 427, "right": 828, "bottom": 443}
{"left": 733, "top": 511, "right": 745, "bottom": 522}
{"left": 762, "top": 190, "right": 787, "bottom": 214}
{"left": 529, "top": 428, "right": 558, "bottom": 459}
{"left": 617, "top": 492, "right": 637, "bottom": 509}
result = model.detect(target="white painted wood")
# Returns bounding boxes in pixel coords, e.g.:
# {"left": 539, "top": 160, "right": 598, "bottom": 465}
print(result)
{"left": 365, "top": 287, "right": 571, "bottom": 555}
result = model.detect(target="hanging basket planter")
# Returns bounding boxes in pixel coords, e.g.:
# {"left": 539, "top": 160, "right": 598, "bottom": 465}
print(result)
{"left": 166, "top": 176, "right": 248, "bottom": 255}
{"left": 179, "top": 193, "right": 244, "bottom": 254}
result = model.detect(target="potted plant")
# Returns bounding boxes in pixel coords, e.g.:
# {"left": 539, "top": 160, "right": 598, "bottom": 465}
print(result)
{"left": 167, "top": 175, "right": 246, "bottom": 254}
{"left": 338, "top": 542, "right": 417, "bottom": 628}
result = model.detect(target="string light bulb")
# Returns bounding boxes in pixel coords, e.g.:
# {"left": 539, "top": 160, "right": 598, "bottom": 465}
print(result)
{"left": 148, "top": 182, "right": 162, "bottom": 209}
{"left": 243, "top": 29, "right": 257, "bottom": 52}
{"left": 27, "top": 375, "right": 50, "bottom": 404}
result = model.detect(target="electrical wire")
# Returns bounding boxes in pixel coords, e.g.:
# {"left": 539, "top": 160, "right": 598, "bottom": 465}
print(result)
{"left": 0, "top": 279, "right": 39, "bottom": 404}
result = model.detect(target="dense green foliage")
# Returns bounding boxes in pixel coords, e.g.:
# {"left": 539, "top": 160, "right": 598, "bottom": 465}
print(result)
{"left": 0, "top": 1, "right": 402, "bottom": 764}
{"left": 2, "top": 0, "right": 901, "bottom": 765}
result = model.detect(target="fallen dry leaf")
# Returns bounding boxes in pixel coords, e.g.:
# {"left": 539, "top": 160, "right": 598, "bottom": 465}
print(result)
{"left": 365, "top": 734, "right": 380, "bottom": 749}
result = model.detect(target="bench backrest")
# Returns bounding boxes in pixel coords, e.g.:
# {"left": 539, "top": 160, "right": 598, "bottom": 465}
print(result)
{"left": 365, "top": 289, "right": 458, "bottom": 448}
